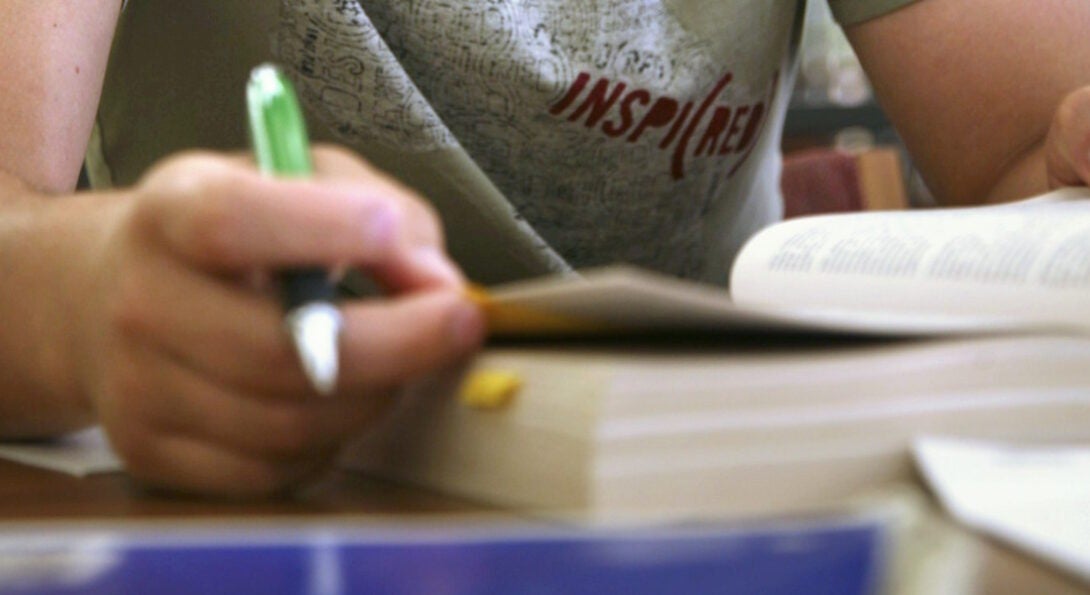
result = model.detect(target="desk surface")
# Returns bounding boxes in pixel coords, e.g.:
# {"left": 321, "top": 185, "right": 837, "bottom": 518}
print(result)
{"left": 0, "top": 459, "right": 1085, "bottom": 595}
{"left": 0, "top": 459, "right": 480, "bottom": 522}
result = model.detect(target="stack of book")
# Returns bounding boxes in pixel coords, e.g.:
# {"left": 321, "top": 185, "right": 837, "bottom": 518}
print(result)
{"left": 345, "top": 189, "right": 1090, "bottom": 522}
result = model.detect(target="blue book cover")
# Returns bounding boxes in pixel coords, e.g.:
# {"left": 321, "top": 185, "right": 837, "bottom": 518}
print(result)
{"left": 0, "top": 517, "right": 885, "bottom": 595}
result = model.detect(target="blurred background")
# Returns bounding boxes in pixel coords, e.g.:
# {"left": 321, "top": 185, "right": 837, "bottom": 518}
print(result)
{"left": 783, "top": 0, "right": 936, "bottom": 216}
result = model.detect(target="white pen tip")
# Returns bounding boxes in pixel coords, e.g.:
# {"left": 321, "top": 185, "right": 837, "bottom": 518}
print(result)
{"left": 286, "top": 303, "right": 343, "bottom": 396}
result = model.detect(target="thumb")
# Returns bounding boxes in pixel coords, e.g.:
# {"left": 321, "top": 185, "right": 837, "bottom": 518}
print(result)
{"left": 1046, "top": 86, "right": 1090, "bottom": 189}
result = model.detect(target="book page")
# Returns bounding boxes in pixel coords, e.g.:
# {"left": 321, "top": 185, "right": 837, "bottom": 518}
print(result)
{"left": 914, "top": 436, "right": 1090, "bottom": 585}
{"left": 730, "top": 188, "right": 1090, "bottom": 329}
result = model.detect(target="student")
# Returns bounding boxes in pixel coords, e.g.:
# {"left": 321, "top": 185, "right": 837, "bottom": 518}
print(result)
{"left": 0, "top": 1, "right": 1087, "bottom": 497}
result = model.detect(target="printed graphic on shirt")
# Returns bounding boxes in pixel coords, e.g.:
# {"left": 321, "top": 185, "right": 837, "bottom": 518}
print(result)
{"left": 278, "top": 1, "right": 457, "bottom": 151}
{"left": 548, "top": 69, "right": 775, "bottom": 181}
{"left": 277, "top": 0, "right": 799, "bottom": 280}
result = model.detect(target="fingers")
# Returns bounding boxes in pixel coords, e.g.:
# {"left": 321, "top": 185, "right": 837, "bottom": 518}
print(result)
{"left": 111, "top": 243, "right": 483, "bottom": 397}
{"left": 108, "top": 247, "right": 312, "bottom": 396}
{"left": 137, "top": 153, "right": 400, "bottom": 270}
{"left": 310, "top": 145, "right": 445, "bottom": 249}
{"left": 1046, "top": 86, "right": 1090, "bottom": 188}
{"left": 134, "top": 149, "right": 464, "bottom": 291}
{"left": 93, "top": 345, "right": 327, "bottom": 497}
{"left": 101, "top": 291, "right": 480, "bottom": 496}
{"left": 99, "top": 344, "right": 374, "bottom": 497}
{"left": 119, "top": 432, "right": 335, "bottom": 498}
{"left": 102, "top": 287, "right": 477, "bottom": 490}
{"left": 337, "top": 289, "right": 485, "bottom": 392}
{"left": 309, "top": 144, "right": 465, "bottom": 290}
{"left": 116, "top": 148, "right": 484, "bottom": 397}
{"left": 91, "top": 147, "right": 485, "bottom": 497}
{"left": 123, "top": 347, "right": 389, "bottom": 461}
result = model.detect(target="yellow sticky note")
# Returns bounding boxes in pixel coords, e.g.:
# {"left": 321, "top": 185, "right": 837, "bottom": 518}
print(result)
{"left": 459, "top": 370, "right": 523, "bottom": 410}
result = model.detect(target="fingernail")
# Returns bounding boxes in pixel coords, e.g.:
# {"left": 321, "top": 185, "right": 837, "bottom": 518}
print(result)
{"left": 365, "top": 205, "right": 399, "bottom": 254}
{"left": 411, "top": 246, "right": 465, "bottom": 287}
{"left": 449, "top": 301, "right": 486, "bottom": 350}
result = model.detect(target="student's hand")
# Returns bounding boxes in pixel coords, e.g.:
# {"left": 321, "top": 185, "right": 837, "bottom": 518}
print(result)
{"left": 1045, "top": 86, "right": 1090, "bottom": 190}
{"left": 76, "top": 146, "right": 484, "bottom": 497}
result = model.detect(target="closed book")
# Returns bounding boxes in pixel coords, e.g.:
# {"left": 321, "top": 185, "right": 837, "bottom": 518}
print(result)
{"left": 345, "top": 333, "right": 1090, "bottom": 521}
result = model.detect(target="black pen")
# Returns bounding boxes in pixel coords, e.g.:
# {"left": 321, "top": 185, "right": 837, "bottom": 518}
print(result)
{"left": 246, "top": 63, "right": 341, "bottom": 395}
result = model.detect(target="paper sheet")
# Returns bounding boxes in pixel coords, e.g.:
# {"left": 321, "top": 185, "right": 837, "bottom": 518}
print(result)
{"left": 0, "top": 427, "right": 122, "bottom": 477}
{"left": 913, "top": 436, "right": 1090, "bottom": 584}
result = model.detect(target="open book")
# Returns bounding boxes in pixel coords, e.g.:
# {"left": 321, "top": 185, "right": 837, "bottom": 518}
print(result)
{"left": 345, "top": 188, "right": 1090, "bottom": 522}
{"left": 476, "top": 187, "right": 1090, "bottom": 338}
{"left": 730, "top": 187, "right": 1090, "bottom": 331}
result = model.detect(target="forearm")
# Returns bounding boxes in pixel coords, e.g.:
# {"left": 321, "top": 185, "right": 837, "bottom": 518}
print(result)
{"left": 0, "top": 1, "right": 121, "bottom": 193}
{"left": 908, "top": 94, "right": 1084, "bottom": 205}
{"left": 979, "top": 141, "right": 1051, "bottom": 205}
{"left": 846, "top": 0, "right": 1090, "bottom": 206}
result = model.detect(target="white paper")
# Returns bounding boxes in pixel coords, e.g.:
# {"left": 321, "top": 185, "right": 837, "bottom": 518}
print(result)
{"left": 913, "top": 436, "right": 1090, "bottom": 584}
{"left": 0, "top": 427, "right": 122, "bottom": 477}
{"left": 731, "top": 188, "right": 1090, "bottom": 331}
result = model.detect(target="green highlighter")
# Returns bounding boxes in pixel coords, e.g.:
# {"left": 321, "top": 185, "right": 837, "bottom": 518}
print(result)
{"left": 246, "top": 63, "right": 341, "bottom": 396}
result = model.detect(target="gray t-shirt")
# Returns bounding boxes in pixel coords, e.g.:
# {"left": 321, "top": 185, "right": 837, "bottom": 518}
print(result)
{"left": 92, "top": 0, "right": 917, "bottom": 284}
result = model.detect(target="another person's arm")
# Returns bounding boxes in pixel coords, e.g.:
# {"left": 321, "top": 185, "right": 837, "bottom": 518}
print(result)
{"left": 0, "top": 2, "right": 483, "bottom": 496}
{"left": 845, "top": 0, "right": 1090, "bottom": 204}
